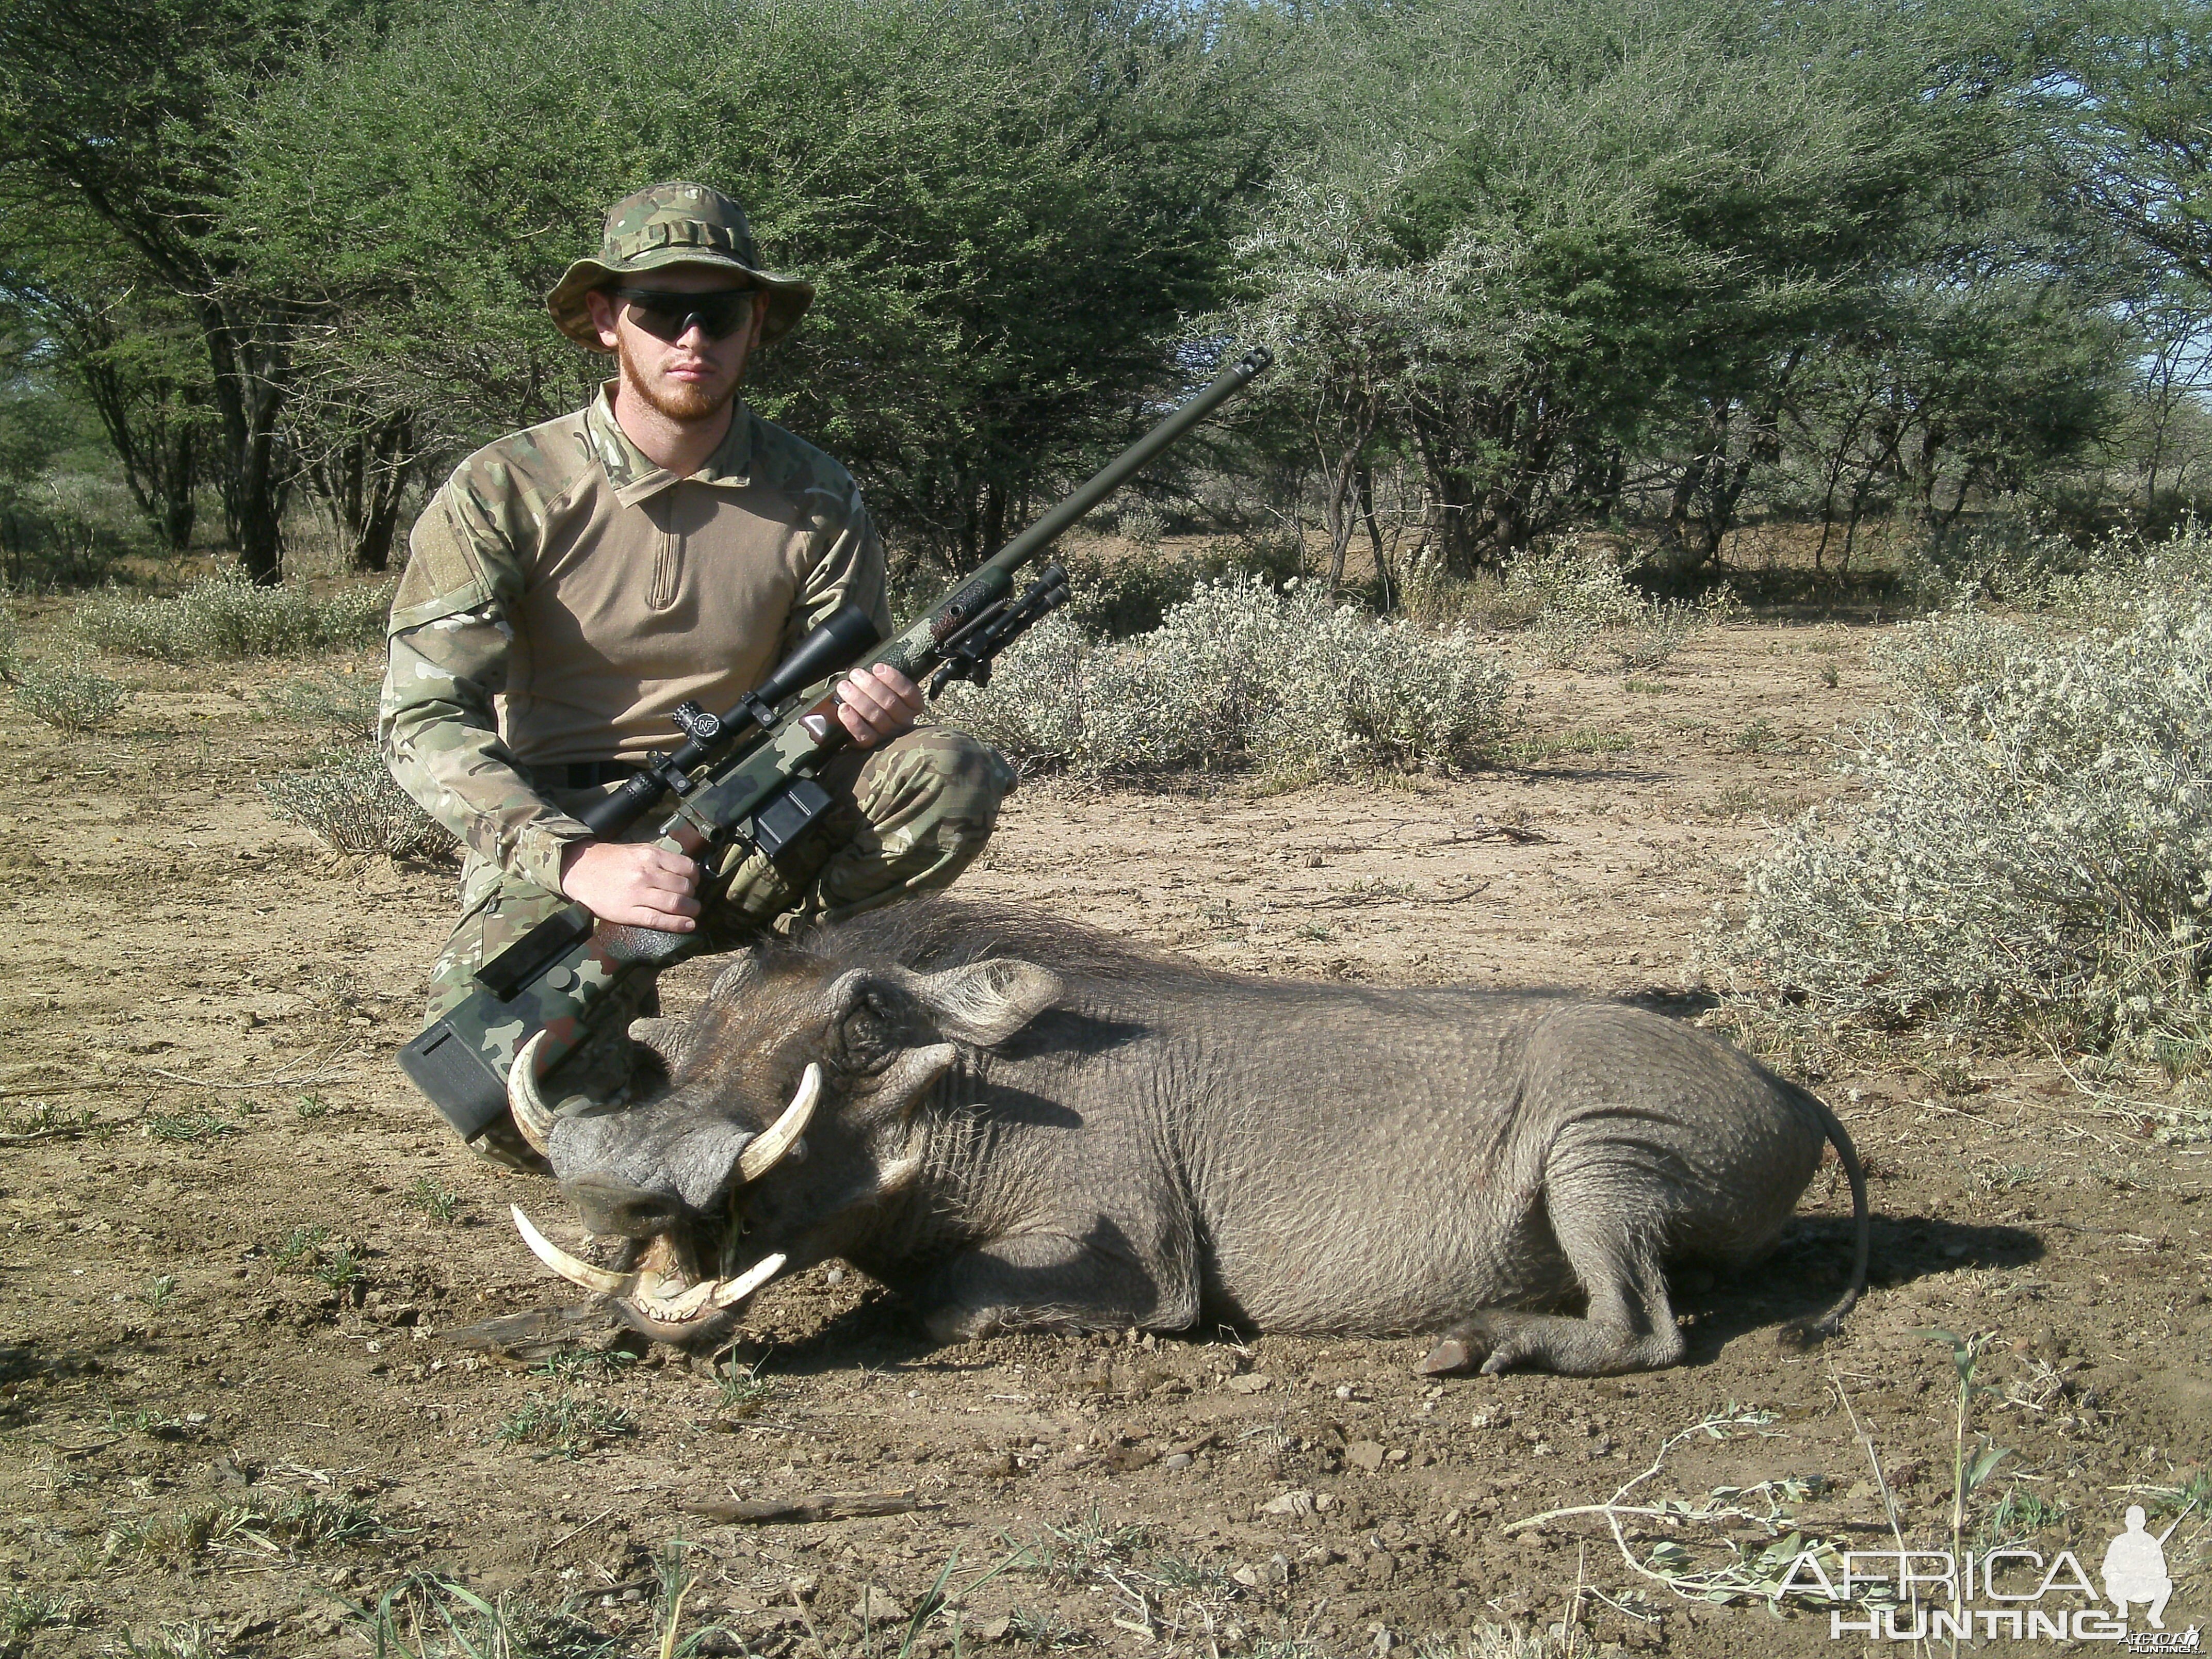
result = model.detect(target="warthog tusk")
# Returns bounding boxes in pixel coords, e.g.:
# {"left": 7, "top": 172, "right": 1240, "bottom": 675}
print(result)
{"left": 738, "top": 1063, "right": 820, "bottom": 1183}
{"left": 506, "top": 1031, "right": 559, "bottom": 1154}
{"left": 511, "top": 1205, "right": 637, "bottom": 1297}
{"left": 633, "top": 1275, "right": 724, "bottom": 1321}
{"left": 709, "top": 1253, "right": 786, "bottom": 1307}
{"left": 513, "top": 1208, "right": 786, "bottom": 1325}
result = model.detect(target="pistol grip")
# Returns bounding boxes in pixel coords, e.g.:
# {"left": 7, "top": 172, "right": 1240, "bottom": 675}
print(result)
{"left": 594, "top": 923, "right": 701, "bottom": 968}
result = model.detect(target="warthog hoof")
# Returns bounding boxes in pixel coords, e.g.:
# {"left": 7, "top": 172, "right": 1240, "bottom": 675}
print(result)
{"left": 1417, "top": 1336, "right": 1477, "bottom": 1375}
{"left": 1417, "top": 1315, "right": 1503, "bottom": 1375}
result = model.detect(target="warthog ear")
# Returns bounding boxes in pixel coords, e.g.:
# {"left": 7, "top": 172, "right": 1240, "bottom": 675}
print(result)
{"left": 910, "top": 959, "right": 1062, "bottom": 1048}
{"left": 628, "top": 1017, "right": 695, "bottom": 1078}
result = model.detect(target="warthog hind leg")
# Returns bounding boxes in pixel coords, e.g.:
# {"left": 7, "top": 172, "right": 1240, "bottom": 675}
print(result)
{"left": 1421, "top": 1176, "right": 1689, "bottom": 1377}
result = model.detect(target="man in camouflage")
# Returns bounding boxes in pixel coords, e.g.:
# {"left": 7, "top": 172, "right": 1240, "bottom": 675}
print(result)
{"left": 381, "top": 182, "right": 1013, "bottom": 1166}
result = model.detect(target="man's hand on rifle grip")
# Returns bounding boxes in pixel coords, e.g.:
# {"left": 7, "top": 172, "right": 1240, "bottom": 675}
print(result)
{"left": 558, "top": 840, "right": 703, "bottom": 932}
{"left": 834, "top": 663, "right": 925, "bottom": 747}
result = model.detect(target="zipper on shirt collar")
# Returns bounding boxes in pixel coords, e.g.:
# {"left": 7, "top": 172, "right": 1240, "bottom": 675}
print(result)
{"left": 585, "top": 384, "right": 757, "bottom": 503}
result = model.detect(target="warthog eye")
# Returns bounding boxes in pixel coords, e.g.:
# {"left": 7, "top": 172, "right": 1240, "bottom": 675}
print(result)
{"left": 835, "top": 995, "right": 899, "bottom": 1072}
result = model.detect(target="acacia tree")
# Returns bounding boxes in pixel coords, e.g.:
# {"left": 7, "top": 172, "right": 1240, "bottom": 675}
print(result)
{"left": 217, "top": 0, "right": 1285, "bottom": 572}
{"left": 1247, "top": 0, "right": 2022, "bottom": 574}
{"left": 1, "top": 245, "right": 216, "bottom": 555}
{"left": 0, "top": 0, "right": 358, "bottom": 579}
{"left": 2025, "top": 0, "right": 2212, "bottom": 528}
{"left": 1223, "top": 173, "right": 1485, "bottom": 597}
{"left": 2113, "top": 271, "right": 2212, "bottom": 522}
{"left": 2037, "top": 0, "right": 2212, "bottom": 296}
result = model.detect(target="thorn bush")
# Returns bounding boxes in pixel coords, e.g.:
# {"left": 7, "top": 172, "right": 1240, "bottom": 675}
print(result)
{"left": 256, "top": 666, "right": 381, "bottom": 738}
{"left": 0, "top": 589, "right": 22, "bottom": 684}
{"left": 10, "top": 656, "right": 132, "bottom": 731}
{"left": 941, "top": 576, "right": 1515, "bottom": 779}
{"left": 76, "top": 574, "right": 391, "bottom": 663}
{"left": 261, "top": 749, "right": 455, "bottom": 858}
{"left": 1907, "top": 515, "right": 2212, "bottom": 623}
{"left": 1712, "top": 577, "right": 2212, "bottom": 1074}
{"left": 1498, "top": 541, "right": 1722, "bottom": 671}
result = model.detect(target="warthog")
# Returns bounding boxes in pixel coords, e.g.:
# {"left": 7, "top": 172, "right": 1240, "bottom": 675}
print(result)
{"left": 503, "top": 900, "right": 1867, "bottom": 1376}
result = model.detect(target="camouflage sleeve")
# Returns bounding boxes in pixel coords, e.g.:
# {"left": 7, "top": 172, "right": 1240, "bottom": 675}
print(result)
{"left": 785, "top": 485, "right": 894, "bottom": 659}
{"left": 379, "top": 482, "right": 589, "bottom": 897}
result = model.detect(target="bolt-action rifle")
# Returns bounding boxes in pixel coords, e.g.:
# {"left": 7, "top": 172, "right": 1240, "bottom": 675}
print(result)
{"left": 399, "top": 345, "right": 1273, "bottom": 1141}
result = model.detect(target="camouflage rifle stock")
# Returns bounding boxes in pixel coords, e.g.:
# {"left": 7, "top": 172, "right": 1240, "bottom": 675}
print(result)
{"left": 399, "top": 345, "right": 1273, "bottom": 1140}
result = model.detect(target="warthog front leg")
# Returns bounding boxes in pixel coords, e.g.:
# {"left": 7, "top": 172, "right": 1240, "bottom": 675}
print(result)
{"left": 916, "top": 1220, "right": 1195, "bottom": 1344}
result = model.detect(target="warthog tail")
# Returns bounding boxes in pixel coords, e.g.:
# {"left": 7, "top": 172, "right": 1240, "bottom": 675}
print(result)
{"left": 1779, "top": 1088, "right": 1871, "bottom": 1348}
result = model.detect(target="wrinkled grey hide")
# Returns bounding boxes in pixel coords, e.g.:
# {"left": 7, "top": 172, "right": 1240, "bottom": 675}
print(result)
{"left": 553, "top": 900, "right": 1868, "bottom": 1376}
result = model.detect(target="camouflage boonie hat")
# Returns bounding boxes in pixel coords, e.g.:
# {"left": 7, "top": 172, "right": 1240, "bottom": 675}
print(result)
{"left": 546, "top": 181, "right": 815, "bottom": 351}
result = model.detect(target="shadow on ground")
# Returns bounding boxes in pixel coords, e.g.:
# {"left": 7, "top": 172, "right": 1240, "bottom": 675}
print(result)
{"left": 1674, "top": 1213, "right": 2043, "bottom": 1363}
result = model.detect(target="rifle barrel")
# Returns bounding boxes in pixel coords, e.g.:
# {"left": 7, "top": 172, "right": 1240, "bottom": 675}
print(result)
{"left": 985, "top": 346, "right": 1273, "bottom": 580}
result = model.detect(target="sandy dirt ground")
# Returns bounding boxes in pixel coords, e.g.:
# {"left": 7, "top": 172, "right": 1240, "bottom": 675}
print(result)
{"left": 1, "top": 595, "right": 2206, "bottom": 1657}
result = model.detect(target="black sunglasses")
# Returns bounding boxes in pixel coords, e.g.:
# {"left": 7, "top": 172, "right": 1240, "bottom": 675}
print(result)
{"left": 609, "top": 286, "right": 758, "bottom": 343}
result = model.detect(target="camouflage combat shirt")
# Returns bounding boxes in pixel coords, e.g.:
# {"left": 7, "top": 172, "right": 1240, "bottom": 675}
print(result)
{"left": 380, "top": 386, "right": 891, "bottom": 896}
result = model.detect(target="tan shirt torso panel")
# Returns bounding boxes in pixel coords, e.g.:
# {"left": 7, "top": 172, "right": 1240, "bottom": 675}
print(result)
{"left": 506, "top": 469, "right": 807, "bottom": 767}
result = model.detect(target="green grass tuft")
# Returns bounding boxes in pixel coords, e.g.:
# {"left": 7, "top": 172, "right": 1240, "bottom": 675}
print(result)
{"left": 495, "top": 1393, "right": 637, "bottom": 1458}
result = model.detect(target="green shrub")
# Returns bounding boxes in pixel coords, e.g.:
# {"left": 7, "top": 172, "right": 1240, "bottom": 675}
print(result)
{"left": 1118, "top": 499, "right": 1167, "bottom": 548}
{"left": 1875, "top": 601, "right": 2028, "bottom": 708}
{"left": 256, "top": 667, "right": 380, "bottom": 738}
{"left": 1, "top": 1588, "right": 83, "bottom": 1649}
{"left": 1602, "top": 598, "right": 1705, "bottom": 672}
{"left": 0, "top": 473, "right": 143, "bottom": 591}
{"left": 348, "top": 1575, "right": 653, "bottom": 1659}
{"left": 942, "top": 576, "right": 1515, "bottom": 779}
{"left": 494, "top": 1391, "right": 637, "bottom": 1456}
{"left": 1057, "top": 532, "right": 1306, "bottom": 641}
{"left": 1506, "top": 541, "right": 1646, "bottom": 635}
{"left": 1061, "top": 546, "right": 1211, "bottom": 639}
{"left": 260, "top": 750, "right": 454, "bottom": 857}
{"left": 1899, "top": 516, "right": 2092, "bottom": 607}
{"left": 11, "top": 656, "right": 131, "bottom": 731}
{"left": 1712, "top": 592, "right": 2212, "bottom": 1068}
{"left": 887, "top": 542, "right": 1215, "bottom": 643}
{"left": 77, "top": 574, "right": 391, "bottom": 663}
{"left": 102, "top": 1491, "right": 383, "bottom": 1566}
{"left": 1905, "top": 516, "right": 2212, "bottom": 623}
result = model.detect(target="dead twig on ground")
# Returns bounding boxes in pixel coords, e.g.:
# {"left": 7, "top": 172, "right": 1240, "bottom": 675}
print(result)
{"left": 1280, "top": 880, "right": 1491, "bottom": 912}
{"left": 1502, "top": 1405, "right": 1831, "bottom": 1605}
{"left": 786, "top": 1583, "right": 822, "bottom": 1647}
{"left": 545, "top": 1507, "right": 614, "bottom": 1551}
{"left": 684, "top": 1489, "right": 938, "bottom": 1525}
{"left": 1829, "top": 1359, "right": 1921, "bottom": 1635}
{"left": 134, "top": 1039, "right": 360, "bottom": 1092}
{"left": 1462, "top": 816, "right": 1556, "bottom": 844}
{"left": 2034, "top": 1040, "right": 2165, "bottom": 1131}
{"left": 0, "top": 1120, "right": 115, "bottom": 1144}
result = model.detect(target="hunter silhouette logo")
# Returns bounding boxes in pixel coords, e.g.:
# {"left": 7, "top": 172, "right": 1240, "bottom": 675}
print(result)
{"left": 1778, "top": 1502, "right": 2200, "bottom": 1645}
{"left": 2104, "top": 1505, "right": 2180, "bottom": 1629}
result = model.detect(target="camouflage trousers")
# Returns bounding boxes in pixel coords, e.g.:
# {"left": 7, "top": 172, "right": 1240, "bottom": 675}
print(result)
{"left": 422, "top": 727, "right": 1013, "bottom": 1154}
